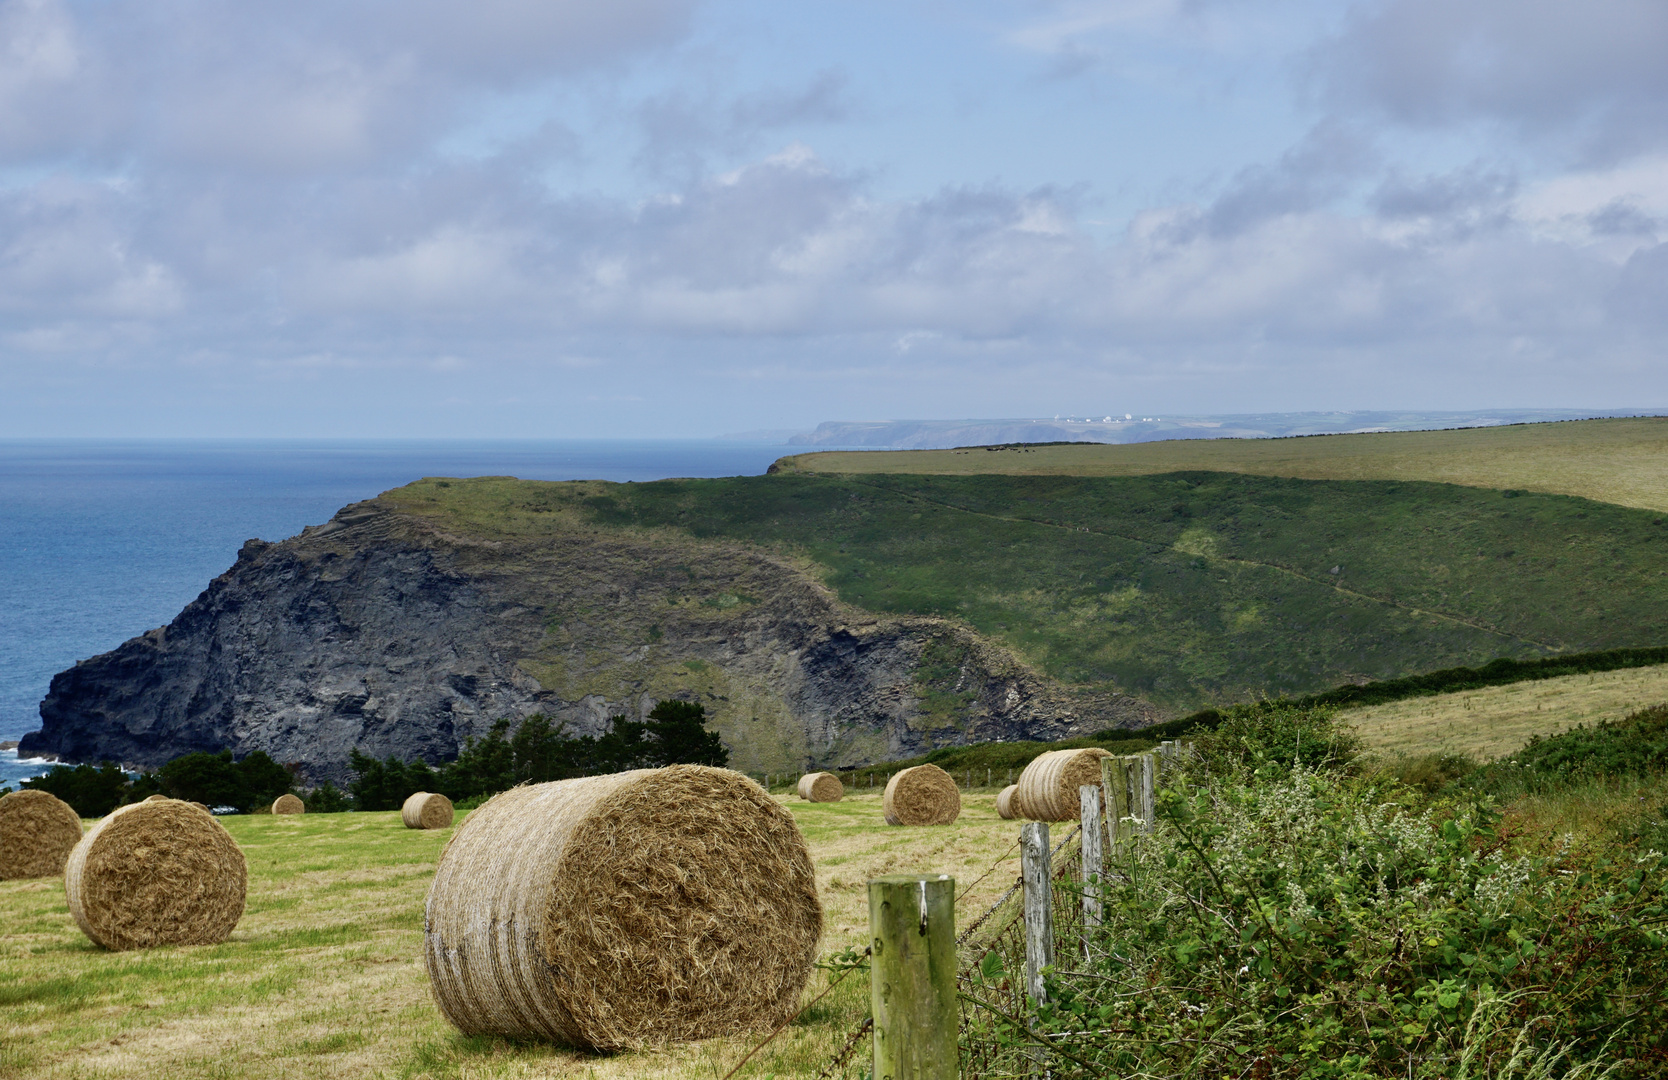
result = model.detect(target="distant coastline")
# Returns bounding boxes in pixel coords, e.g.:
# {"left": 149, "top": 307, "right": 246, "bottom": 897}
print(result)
{"left": 782, "top": 409, "right": 1662, "bottom": 450}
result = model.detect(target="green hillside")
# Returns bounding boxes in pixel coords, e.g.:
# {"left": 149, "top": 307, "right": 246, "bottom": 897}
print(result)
{"left": 388, "top": 469, "right": 1668, "bottom": 711}
{"left": 774, "top": 415, "right": 1668, "bottom": 513}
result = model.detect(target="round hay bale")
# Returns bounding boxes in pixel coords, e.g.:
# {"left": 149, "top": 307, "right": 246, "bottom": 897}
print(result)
{"left": 424, "top": 764, "right": 822, "bottom": 1050}
{"left": 882, "top": 764, "right": 960, "bottom": 826}
{"left": 0, "top": 790, "right": 84, "bottom": 879}
{"left": 402, "top": 792, "right": 455, "bottom": 830}
{"left": 65, "top": 799, "right": 247, "bottom": 950}
{"left": 143, "top": 794, "right": 168, "bottom": 803}
{"left": 1013, "top": 748, "right": 1113, "bottom": 822}
{"left": 795, "top": 772, "right": 843, "bottom": 803}
{"left": 271, "top": 794, "right": 304, "bottom": 815}
{"left": 189, "top": 802, "right": 211, "bottom": 814}
{"left": 995, "top": 784, "right": 1020, "bottom": 820}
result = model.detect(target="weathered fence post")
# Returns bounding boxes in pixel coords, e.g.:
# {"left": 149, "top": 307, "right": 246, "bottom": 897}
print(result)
{"left": 1101, "top": 755, "right": 1130, "bottom": 846}
{"left": 1020, "top": 822, "right": 1054, "bottom": 1004}
{"left": 1080, "top": 784, "right": 1103, "bottom": 939}
{"left": 1138, "top": 752, "right": 1156, "bottom": 833}
{"left": 869, "top": 874, "right": 958, "bottom": 1080}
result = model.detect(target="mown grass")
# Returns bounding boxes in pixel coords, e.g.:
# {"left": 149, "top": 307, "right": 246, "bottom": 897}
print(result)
{"left": 0, "top": 793, "right": 1024, "bottom": 1080}
{"left": 387, "top": 468, "right": 1668, "bottom": 709}
{"left": 1343, "top": 663, "right": 1668, "bottom": 761}
{"left": 773, "top": 416, "right": 1668, "bottom": 514}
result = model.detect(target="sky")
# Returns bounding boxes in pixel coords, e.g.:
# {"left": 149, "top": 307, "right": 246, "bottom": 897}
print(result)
{"left": 0, "top": 0, "right": 1664, "bottom": 437}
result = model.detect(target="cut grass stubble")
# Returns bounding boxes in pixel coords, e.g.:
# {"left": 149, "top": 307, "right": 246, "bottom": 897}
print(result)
{"left": 0, "top": 792, "right": 1024, "bottom": 1080}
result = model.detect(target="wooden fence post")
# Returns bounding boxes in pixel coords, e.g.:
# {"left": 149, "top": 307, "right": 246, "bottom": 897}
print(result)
{"left": 869, "top": 874, "right": 958, "bottom": 1080}
{"left": 1079, "top": 784, "right": 1103, "bottom": 937}
{"left": 1101, "top": 756, "right": 1129, "bottom": 846}
{"left": 1138, "top": 752, "right": 1156, "bottom": 833}
{"left": 1020, "top": 822, "right": 1054, "bottom": 1004}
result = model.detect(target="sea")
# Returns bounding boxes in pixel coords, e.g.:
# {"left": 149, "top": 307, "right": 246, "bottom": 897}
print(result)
{"left": 0, "top": 439, "right": 807, "bottom": 789}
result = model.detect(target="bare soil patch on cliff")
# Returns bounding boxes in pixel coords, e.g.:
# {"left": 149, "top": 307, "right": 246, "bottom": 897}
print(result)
{"left": 0, "top": 790, "right": 1020, "bottom": 1080}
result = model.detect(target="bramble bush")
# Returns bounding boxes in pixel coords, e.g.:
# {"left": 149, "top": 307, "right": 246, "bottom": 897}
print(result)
{"left": 966, "top": 708, "right": 1668, "bottom": 1079}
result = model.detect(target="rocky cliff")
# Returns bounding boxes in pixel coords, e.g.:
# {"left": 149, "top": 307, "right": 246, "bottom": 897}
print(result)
{"left": 22, "top": 493, "right": 1152, "bottom": 784}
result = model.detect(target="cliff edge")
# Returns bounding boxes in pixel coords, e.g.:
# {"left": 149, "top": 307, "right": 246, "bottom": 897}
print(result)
{"left": 22, "top": 492, "right": 1151, "bottom": 783}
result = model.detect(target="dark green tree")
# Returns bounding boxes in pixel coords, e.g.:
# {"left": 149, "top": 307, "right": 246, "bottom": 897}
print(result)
{"left": 643, "top": 699, "right": 729, "bottom": 767}
{"left": 22, "top": 762, "right": 131, "bottom": 818}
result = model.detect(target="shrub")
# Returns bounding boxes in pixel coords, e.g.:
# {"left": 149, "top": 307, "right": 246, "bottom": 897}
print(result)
{"left": 967, "top": 770, "right": 1668, "bottom": 1078}
{"left": 1192, "top": 703, "right": 1361, "bottom": 777}
{"left": 22, "top": 762, "right": 131, "bottom": 818}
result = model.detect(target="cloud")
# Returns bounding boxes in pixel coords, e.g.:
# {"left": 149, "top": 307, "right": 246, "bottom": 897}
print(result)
{"left": 1313, "top": 0, "right": 1668, "bottom": 162}
{"left": 0, "top": 0, "right": 700, "bottom": 170}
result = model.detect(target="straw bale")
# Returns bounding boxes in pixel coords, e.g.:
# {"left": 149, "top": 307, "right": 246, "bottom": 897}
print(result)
{"left": 882, "top": 764, "right": 960, "bottom": 826}
{"left": 995, "top": 784, "right": 1020, "bottom": 820}
{"left": 1013, "top": 748, "right": 1113, "bottom": 822}
{"left": 143, "top": 794, "right": 168, "bottom": 803}
{"left": 424, "top": 765, "right": 822, "bottom": 1050}
{"left": 65, "top": 799, "right": 247, "bottom": 950}
{"left": 0, "top": 790, "right": 84, "bottom": 879}
{"left": 190, "top": 802, "right": 211, "bottom": 814}
{"left": 271, "top": 793, "right": 304, "bottom": 815}
{"left": 795, "top": 772, "right": 843, "bottom": 802}
{"left": 402, "top": 791, "right": 455, "bottom": 829}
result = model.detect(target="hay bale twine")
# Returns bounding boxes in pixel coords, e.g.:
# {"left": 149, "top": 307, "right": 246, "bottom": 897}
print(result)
{"left": 795, "top": 772, "right": 843, "bottom": 803}
{"left": 271, "top": 793, "right": 304, "bottom": 815}
{"left": 881, "top": 764, "right": 960, "bottom": 826}
{"left": 0, "top": 790, "right": 84, "bottom": 879}
{"left": 65, "top": 800, "right": 247, "bottom": 950}
{"left": 1013, "top": 748, "right": 1113, "bottom": 822}
{"left": 995, "top": 784, "right": 1020, "bottom": 820}
{"left": 403, "top": 792, "right": 455, "bottom": 830}
{"left": 424, "top": 764, "right": 822, "bottom": 1050}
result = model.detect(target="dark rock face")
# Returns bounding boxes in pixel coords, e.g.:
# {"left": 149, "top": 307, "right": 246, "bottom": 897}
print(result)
{"left": 22, "top": 499, "right": 1153, "bottom": 783}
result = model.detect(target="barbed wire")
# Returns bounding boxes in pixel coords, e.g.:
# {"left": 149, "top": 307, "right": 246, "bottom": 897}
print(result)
{"left": 719, "top": 946, "right": 871, "bottom": 1080}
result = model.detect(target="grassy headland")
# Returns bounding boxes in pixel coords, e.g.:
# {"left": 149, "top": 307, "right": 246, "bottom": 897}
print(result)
{"left": 771, "top": 416, "right": 1668, "bottom": 513}
{"left": 387, "top": 467, "right": 1668, "bottom": 710}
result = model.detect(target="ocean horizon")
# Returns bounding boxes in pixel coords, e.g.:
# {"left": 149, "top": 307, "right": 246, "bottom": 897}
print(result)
{"left": 0, "top": 437, "right": 813, "bottom": 788}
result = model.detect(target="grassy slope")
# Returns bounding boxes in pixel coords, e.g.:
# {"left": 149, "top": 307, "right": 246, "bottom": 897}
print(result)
{"left": 772, "top": 416, "right": 1668, "bottom": 514}
{"left": 0, "top": 797, "right": 1020, "bottom": 1080}
{"left": 391, "top": 469, "right": 1668, "bottom": 709}
{"left": 1342, "top": 662, "right": 1668, "bottom": 761}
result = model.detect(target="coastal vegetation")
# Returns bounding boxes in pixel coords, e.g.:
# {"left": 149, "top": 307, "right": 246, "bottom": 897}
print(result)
{"left": 386, "top": 464, "right": 1668, "bottom": 709}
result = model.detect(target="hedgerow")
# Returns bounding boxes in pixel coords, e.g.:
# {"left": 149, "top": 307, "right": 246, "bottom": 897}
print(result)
{"left": 965, "top": 711, "right": 1668, "bottom": 1079}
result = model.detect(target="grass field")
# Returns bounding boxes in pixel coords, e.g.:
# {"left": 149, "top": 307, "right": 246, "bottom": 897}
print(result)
{"left": 1342, "top": 662, "right": 1668, "bottom": 761}
{"left": 388, "top": 467, "right": 1668, "bottom": 709}
{"left": 772, "top": 416, "right": 1668, "bottom": 513}
{"left": 0, "top": 791, "right": 1023, "bottom": 1080}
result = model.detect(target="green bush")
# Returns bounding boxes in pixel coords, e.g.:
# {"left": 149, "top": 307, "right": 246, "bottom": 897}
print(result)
{"left": 1191, "top": 703, "right": 1361, "bottom": 776}
{"left": 1464, "top": 703, "right": 1668, "bottom": 798}
{"left": 21, "top": 762, "right": 132, "bottom": 818}
{"left": 967, "top": 770, "right": 1668, "bottom": 1078}
{"left": 156, "top": 749, "right": 294, "bottom": 813}
{"left": 347, "top": 700, "right": 730, "bottom": 809}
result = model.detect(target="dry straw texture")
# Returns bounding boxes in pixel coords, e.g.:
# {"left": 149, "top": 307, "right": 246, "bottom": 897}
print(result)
{"left": 796, "top": 772, "right": 844, "bottom": 802}
{"left": 402, "top": 791, "right": 455, "bottom": 829}
{"left": 65, "top": 799, "right": 247, "bottom": 950}
{"left": 1014, "top": 748, "right": 1113, "bottom": 822}
{"left": 0, "top": 789, "right": 84, "bottom": 879}
{"left": 271, "top": 794, "right": 305, "bottom": 815}
{"left": 424, "top": 765, "right": 823, "bottom": 1051}
{"left": 882, "top": 764, "right": 961, "bottom": 826}
{"left": 995, "top": 784, "right": 1020, "bottom": 820}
